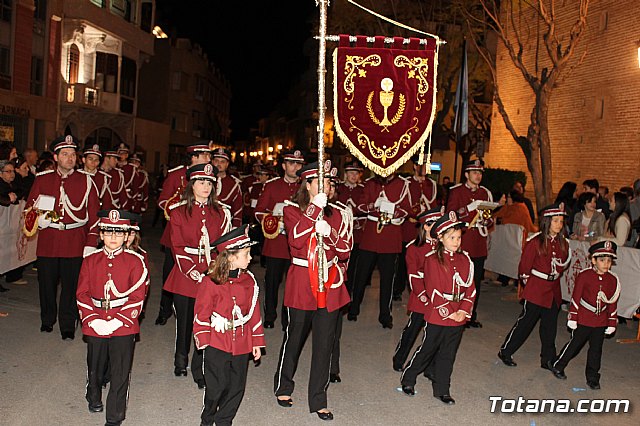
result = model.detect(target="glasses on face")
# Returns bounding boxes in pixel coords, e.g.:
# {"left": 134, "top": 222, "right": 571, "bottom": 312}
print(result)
{"left": 102, "top": 230, "right": 125, "bottom": 237}
{"left": 1, "top": 169, "right": 14, "bottom": 174}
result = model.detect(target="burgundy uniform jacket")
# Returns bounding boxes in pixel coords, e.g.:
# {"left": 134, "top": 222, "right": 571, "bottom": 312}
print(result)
{"left": 402, "top": 176, "right": 437, "bottom": 243}
{"left": 106, "top": 167, "right": 127, "bottom": 209}
{"left": 254, "top": 177, "right": 300, "bottom": 259}
{"left": 25, "top": 169, "right": 99, "bottom": 257}
{"left": 406, "top": 239, "right": 437, "bottom": 314}
{"left": 193, "top": 271, "right": 266, "bottom": 355}
{"left": 76, "top": 246, "right": 148, "bottom": 337}
{"left": 422, "top": 249, "right": 476, "bottom": 326}
{"left": 568, "top": 268, "right": 618, "bottom": 328}
{"left": 336, "top": 181, "right": 365, "bottom": 245}
{"left": 217, "top": 174, "right": 243, "bottom": 227}
{"left": 446, "top": 183, "right": 493, "bottom": 258}
{"left": 158, "top": 165, "right": 187, "bottom": 248}
{"left": 80, "top": 169, "right": 115, "bottom": 211}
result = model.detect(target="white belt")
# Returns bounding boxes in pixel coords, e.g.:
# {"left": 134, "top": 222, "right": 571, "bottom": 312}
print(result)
{"left": 366, "top": 215, "right": 404, "bottom": 225}
{"left": 91, "top": 296, "right": 128, "bottom": 309}
{"left": 580, "top": 299, "right": 603, "bottom": 315}
{"left": 184, "top": 247, "right": 214, "bottom": 255}
{"left": 48, "top": 221, "right": 86, "bottom": 230}
{"left": 531, "top": 269, "right": 559, "bottom": 281}
{"left": 292, "top": 257, "right": 335, "bottom": 268}
{"left": 442, "top": 292, "right": 465, "bottom": 302}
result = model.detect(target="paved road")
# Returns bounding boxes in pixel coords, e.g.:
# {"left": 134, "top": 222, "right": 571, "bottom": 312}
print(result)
{"left": 1, "top": 219, "right": 639, "bottom": 425}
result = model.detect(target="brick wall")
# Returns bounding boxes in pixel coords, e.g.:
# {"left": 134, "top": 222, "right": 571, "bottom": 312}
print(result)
{"left": 486, "top": 0, "right": 640, "bottom": 197}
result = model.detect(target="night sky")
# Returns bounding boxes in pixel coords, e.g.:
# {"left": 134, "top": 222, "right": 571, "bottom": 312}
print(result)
{"left": 155, "top": 1, "right": 318, "bottom": 141}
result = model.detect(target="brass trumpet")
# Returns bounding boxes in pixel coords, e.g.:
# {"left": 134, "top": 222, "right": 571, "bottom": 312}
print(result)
{"left": 470, "top": 207, "right": 493, "bottom": 228}
{"left": 377, "top": 212, "right": 392, "bottom": 233}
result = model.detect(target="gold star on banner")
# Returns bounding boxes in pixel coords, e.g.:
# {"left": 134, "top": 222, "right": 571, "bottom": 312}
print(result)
{"left": 358, "top": 69, "right": 367, "bottom": 78}
{"left": 408, "top": 70, "right": 416, "bottom": 78}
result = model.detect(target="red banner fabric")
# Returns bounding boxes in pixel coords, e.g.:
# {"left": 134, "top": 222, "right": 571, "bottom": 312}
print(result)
{"left": 333, "top": 39, "right": 439, "bottom": 176}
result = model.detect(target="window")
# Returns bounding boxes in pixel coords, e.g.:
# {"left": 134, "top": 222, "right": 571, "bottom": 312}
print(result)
{"left": 192, "top": 110, "right": 202, "bottom": 137}
{"left": 120, "top": 56, "right": 136, "bottom": 114}
{"left": 140, "top": 0, "right": 153, "bottom": 32}
{"left": 95, "top": 51, "right": 118, "bottom": 93}
{"left": 33, "top": 0, "right": 45, "bottom": 34}
{"left": 195, "top": 75, "right": 204, "bottom": 101}
{"left": 171, "top": 71, "right": 181, "bottom": 90}
{"left": 90, "top": 0, "right": 105, "bottom": 7}
{"left": 67, "top": 45, "right": 79, "bottom": 84}
{"left": 0, "top": 45, "right": 10, "bottom": 90}
{"left": 0, "top": 0, "right": 11, "bottom": 23}
{"left": 30, "top": 56, "right": 43, "bottom": 95}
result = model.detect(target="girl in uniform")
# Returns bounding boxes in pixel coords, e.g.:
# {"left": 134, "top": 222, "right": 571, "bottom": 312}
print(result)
{"left": 400, "top": 211, "right": 476, "bottom": 405}
{"left": 498, "top": 203, "right": 571, "bottom": 369}
{"left": 193, "top": 224, "right": 265, "bottom": 426}
{"left": 164, "top": 163, "right": 230, "bottom": 388}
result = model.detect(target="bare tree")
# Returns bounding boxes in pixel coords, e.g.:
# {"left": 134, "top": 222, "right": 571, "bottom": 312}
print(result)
{"left": 461, "top": 0, "right": 590, "bottom": 207}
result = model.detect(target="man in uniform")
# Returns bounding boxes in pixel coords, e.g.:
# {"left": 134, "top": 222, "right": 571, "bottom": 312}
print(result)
{"left": 336, "top": 160, "right": 365, "bottom": 294}
{"left": 254, "top": 150, "right": 304, "bottom": 329}
{"left": 154, "top": 141, "right": 212, "bottom": 326}
{"left": 24, "top": 135, "right": 100, "bottom": 339}
{"left": 116, "top": 143, "right": 136, "bottom": 211}
{"left": 241, "top": 159, "right": 264, "bottom": 195}
{"left": 347, "top": 172, "right": 411, "bottom": 328}
{"left": 80, "top": 144, "right": 114, "bottom": 210}
{"left": 212, "top": 148, "right": 243, "bottom": 227}
{"left": 128, "top": 153, "right": 149, "bottom": 214}
{"left": 395, "top": 157, "right": 437, "bottom": 300}
{"left": 101, "top": 150, "right": 126, "bottom": 209}
{"left": 446, "top": 159, "right": 493, "bottom": 328}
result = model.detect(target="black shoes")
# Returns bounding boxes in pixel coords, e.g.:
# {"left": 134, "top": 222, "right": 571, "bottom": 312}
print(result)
{"left": 436, "top": 395, "right": 456, "bottom": 405}
{"left": 61, "top": 331, "right": 75, "bottom": 340}
{"left": 196, "top": 379, "right": 206, "bottom": 389}
{"left": 40, "top": 325, "right": 53, "bottom": 333}
{"left": 329, "top": 373, "right": 341, "bottom": 383}
{"left": 587, "top": 380, "right": 600, "bottom": 390}
{"left": 276, "top": 397, "right": 293, "bottom": 407}
{"left": 381, "top": 321, "right": 393, "bottom": 329}
{"left": 393, "top": 365, "right": 404, "bottom": 372}
{"left": 0, "top": 284, "right": 9, "bottom": 292}
{"left": 466, "top": 320, "right": 482, "bottom": 328}
{"left": 154, "top": 315, "right": 169, "bottom": 326}
{"left": 88, "top": 402, "right": 103, "bottom": 413}
{"left": 401, "top": 385, "right": 415, "bottom": 396}
{"left": 264, "top": 321, "right": 274, "bottom": 329}
{"left": 174, "top": 367, "right": 187, "bottom": 377}
{"left": 497, "top": 351, "right": 517, "bottom": 367}
{"left": 540, "top": 360, "right": 553, "bottom": 371}
{"left": 347, "top": 314, "right": 357, "bottom": 322}
{"left": 392, "top": 294, "right": 402, "bottom": 301}
{"left": 550, "top": 364, "right": 567, "bottom": 380}
{"left": 316, "top": 410, "right": 333, "bottom": 421}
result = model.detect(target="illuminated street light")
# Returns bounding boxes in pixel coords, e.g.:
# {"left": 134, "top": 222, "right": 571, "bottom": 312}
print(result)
{"left": 268, "top": 146, "right": 274, "bottom": 152}
{"left": 258, "top": 150, "right": 263, "bottom": 156}
{"left": 277, "top": 144, "right": 283, "bottom": 150}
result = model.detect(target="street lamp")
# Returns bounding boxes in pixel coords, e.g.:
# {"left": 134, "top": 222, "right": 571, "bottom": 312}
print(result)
{"left": 268, "top": 146, "right": 274, "bottom": 153}
{"left": 277, "top": 144, "right": 283, "bottom": 150}
{"left": 258, "top": 150, "right": 263, "bottom": 156}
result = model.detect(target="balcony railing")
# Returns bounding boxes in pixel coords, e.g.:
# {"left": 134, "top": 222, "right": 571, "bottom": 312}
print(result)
{"left": 65, "top": 83, "right": 100, "bottom": 107}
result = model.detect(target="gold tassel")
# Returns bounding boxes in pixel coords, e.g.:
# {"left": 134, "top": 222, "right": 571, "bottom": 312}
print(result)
{"left": 425, "top": 153, "right": 432, "bottom": 174}
{"left": 418, "top": 143, "right": 425, "bottom": 165}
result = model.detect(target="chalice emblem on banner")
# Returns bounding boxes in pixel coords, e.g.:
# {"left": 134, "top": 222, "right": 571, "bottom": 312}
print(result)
{"left": 367, "top": 77, "right": 406, "bottom": 132}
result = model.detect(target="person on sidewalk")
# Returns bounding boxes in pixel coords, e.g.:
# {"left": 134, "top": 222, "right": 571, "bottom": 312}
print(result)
{"left": 550, "top": 241, "right": 619, "bottom": 390}
{"left": 193, "top": 225, "right": 265, "bottom": 426}
{"left": 498, "top": 203, "right": 571, "bottom": 369}
{"left": 400, "top": 211, "right": 476, "bottom": 405}
{"left": 76, "top": 209, "right": 148, "bottom": 426}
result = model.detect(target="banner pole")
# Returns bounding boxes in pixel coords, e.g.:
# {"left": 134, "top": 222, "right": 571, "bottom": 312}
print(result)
{"left": 316, "top": 0, "right": 328, "bottom": 292}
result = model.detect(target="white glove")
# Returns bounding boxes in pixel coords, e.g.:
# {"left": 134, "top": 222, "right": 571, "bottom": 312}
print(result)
{"left": 211, "top": 315, "right": 227, "bottom": 333}
{"left": 466, "top": 200, "right": 481, "bottom": 212}
{"left": 38, "top": 214, "right": 51, "bottom": 229}
{"left": 315, "top": 220, "right": 331, "bottom": 237}
{"left": 312, "top": 193, "right": 327, "bottom": 209}
{"left": 374, "top": 196, "right": 388, "bottom": 209}
{"left": 567, "top": 320, "right": 577, "bottom": 330}
{"left": 83, "top": 246, "right": 96, "bottom": 257}
{"left": 90, "top": 319, "right": 112, "bottom": 336}
{"left": 106, "top": 318, "right": 124, "bottom": 334}
{"left": 605, "top": 326, "right": 616, "bottom": 335}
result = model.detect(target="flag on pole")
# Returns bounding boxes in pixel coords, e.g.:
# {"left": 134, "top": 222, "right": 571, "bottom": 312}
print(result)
{"left": 453, "top": 39, "right": 468, "bottom": 141}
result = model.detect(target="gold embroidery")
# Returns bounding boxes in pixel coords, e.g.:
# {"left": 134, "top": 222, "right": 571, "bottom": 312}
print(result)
{"left": 343, "top": 54, "right": 381, "bottom": 110}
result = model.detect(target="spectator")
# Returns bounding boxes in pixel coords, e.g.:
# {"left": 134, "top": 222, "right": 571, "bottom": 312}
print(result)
{"left": 12, "top": 156, "right": 34, "bottom": 199}
{"left": 494, "top": 190, "right": 538, "bottom": 234}
{"left": 0, "top": 142, "right": 17, "bottom": 161}
{"left": 628, "top": 179, "right": 640, "bottom": 247}
{"left": 599, "top": 185, "right": 610, "bottom": 202}
{"left": 602, "top": 192, "right": 631, "bottom": 247}
{"left": 36, "top": 159, "right": 55, "bottom": 174}
{"left": 23, "top": 148, "right": 38, "bottom": 175}
{"left": 571, "top": 192, "right": 605, "bottom": 241}
{"left": 513, "top": 180, "right": 535, "bottom": 223}
{"left": 619, "top": 186, "right": 633, "bottom": 200}
{"left": 583, "top": 179, "right": 611, "bottom": 219}
{"left": 0, "top": 159, "right": 26, "bottom": 287}
{"left": 555, "top": 181, "right": 578, "bottom": 234}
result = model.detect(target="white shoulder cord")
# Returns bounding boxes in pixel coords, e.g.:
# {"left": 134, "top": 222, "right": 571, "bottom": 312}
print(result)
{"left": 596, "top": 271, "right": 621, "bottom": 315}
{"left": 60, "top": 175, "right": 92, "bottom": 223}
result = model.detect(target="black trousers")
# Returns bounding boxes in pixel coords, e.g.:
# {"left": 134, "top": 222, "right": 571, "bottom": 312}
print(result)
{"left": 470, "top": 256, "right": 485, "bottom": 321}
{"left": 393, "top": 311, "right": 426, "bottom": 370}
{"left": 86, "top": 335, "right": 135, "bottom": 425}
{"left": 37, "top": 256, "right": 82, "bottom": 334}
{"left": 330, "top": 310, "right": 344, "bottom": 375}
{"left": 401, "top": 323, "right": 464, "bottom": 396}
{"left": 345, "top": 243, "right": 361, "bottom": 294}
{"left": 158, "top": 247, "right": 175, "bottom": 319}
{"left": 263, "top": 256, "right": 290, "bottom": 324}
{"left": 553, "top": 325, "right": 606, "bottom": 383}
{"left": 500, "top": 300, "right": 559, "bottom": 366}
{"left": 348, "top": 250, "right": 398, "bottom": 324}
{"left": 274, "top": 307, "right": 338, "bottom": 413}
{"left": 4, "top": 265, "right": 24, "bottom": 282}
{"left": 201, "top": 347, "right": 250, "bottom": 426}
{"left": 393, "top": 244, "right": 410, "bottom": 297}
{"left": 173, "top": 293, "right": 204, "bottom": 382}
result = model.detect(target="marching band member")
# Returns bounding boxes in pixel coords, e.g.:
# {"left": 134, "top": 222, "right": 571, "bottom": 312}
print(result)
{"left": 550, "top": 241, "right": 619, "bottom": 390}
{"left": 193, "top": 225, "right": 265, "bottom": 426}
{"left": 24, "top": 135, "right": 100, "bottom": 340}
{"left": 116, "top": 143, "right": 135, "bottom": 211}
{"left": 101, "top": 150, "right": 126, "bottom": 209}
{"left": 498, "top": 202, "right": 571, "bottom": 369}
{"left": 155, "top": 141, "right": 212, "bottom": 326}
{"left": 128, "top": 153, "right": 149, "bottom": 214}
{"left": 80, "top": 144, "right": 115, "bottom": 210}
{"left": 164, "top": 163, "right": 230, "bottom": 388}
{"left": 347, "top": 172, "right": 411, "bottom": 328}
{"left": 400, "top": 211, "right": 476, "bottom": 405}
{"left": 335, "top": 160, "right": 365, "bottom": 293}
{"left": 393, "top": 206, "right": 443, "bottom": 372}
{"left": 241, "top": 159, "right": 263, "bottom": 195}
{"left": 395, "top": 157, "right": 437, "bottom": 300}
{"left": 254, "top": 150, "right": 304, "bottom": 329}
{"left": 446, "top": 159, "right": 493, "bottom": 328}
{"left": 76, "top": 209, "right": 148, "bottom": 426}
{"left": 273, "top": 161, "right": 352, "bottom": 420}
{"left": 212, "top": 148, "right": 243, "bottom": 227}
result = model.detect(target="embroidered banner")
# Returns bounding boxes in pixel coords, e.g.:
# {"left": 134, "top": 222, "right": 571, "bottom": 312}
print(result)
{"left": 333, "top": 35, "right": 439, "bottom": 176}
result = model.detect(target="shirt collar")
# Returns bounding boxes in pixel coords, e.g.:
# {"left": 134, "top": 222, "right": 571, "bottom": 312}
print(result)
{"left": 103, "top": 245, "right": 124, "bottom": 259}
{"left": 464, "top": 182, "right": 478, "bottom": 192}
{"left": 229, "top": 269, "right": 240, "bottom": 278}
{"left": 195, "top": 200, "right": 208, "bottom": 208}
